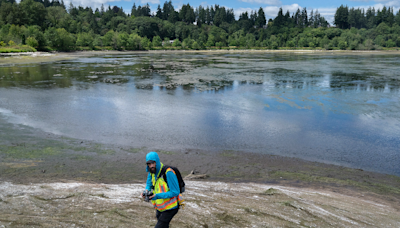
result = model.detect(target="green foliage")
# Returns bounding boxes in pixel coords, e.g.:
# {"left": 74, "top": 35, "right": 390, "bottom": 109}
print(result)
{"left": 44, "top": 27, "right": 75, "bottom": 51}
{"left": 127, "top": 33, "right": 142, "bottom": 50}
{"left": 206, "top": 34, "right": 215, "bottom": 47}
{"left": 26, "top": 36, "right": 38, "bottom": 48}
{"left": 0, "top": 44, "right": 36, "bottom": 52}
{"left": 338, "top": 40, "right": 347, "bottom": 50}
{"left": 163, "top": 37, "right": 171, "bottom": 47}
{"left": 76, "top": 32, "right": 94, "bottom": 49}
{"left": 103, "top": 30, "right": 115, "bottom": 46}
{"left": 152, "top": 35, "right": 162, "bottom": 47}
{"left": 24, "top": 26, "right": 46, "bottom": 48}
{"left": 192, "top": 41, "right": 200, "bottom": 50}
{"left": 0, "top": 0, "right": 400, "bottom": 52}
{"left": 172, "top": 38, "right": 181, "bottom": 47}
{"left": 140, "top": 37, "right": 151, "bottom": 50}
{"left": 46, "top": 6, "right": 71, "bottom": 29}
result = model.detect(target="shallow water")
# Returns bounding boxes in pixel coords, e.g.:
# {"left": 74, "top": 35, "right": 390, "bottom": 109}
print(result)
{"left": 0, "top": 52, "right": 399, "bottom": 175}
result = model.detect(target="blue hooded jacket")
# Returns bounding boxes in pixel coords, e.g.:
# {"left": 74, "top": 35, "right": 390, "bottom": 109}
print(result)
{"left": 145, "top": 152, "right": 180, "bottom": 204}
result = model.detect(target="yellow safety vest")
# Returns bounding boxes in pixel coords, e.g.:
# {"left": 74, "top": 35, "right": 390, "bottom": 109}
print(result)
{"left": 151, "top": 164, "right": 184, "bottom": 212}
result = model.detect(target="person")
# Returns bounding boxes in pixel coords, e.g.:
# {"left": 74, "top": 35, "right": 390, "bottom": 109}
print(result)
{"left": 141, "top": 151, "right": 183, "bottom": 228}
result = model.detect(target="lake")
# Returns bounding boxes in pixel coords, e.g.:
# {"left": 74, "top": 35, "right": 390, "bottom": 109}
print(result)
{"left": 0, "top": 51, "right": 399, "bottom": 176}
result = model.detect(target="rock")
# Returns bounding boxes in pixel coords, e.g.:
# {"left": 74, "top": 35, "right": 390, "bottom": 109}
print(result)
{"left": 184, "top": 170, "right": 208, "bottom": 179}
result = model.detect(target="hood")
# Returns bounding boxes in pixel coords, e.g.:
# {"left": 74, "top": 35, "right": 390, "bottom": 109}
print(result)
{"left": 146, "top": 151, "right": 162, "bottom": 175}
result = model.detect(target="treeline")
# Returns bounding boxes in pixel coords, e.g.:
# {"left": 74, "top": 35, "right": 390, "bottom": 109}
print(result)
{"left": 1, "top": 0, "right": 400, "bottom": 51}
{"left": 335, "top": 5, "right": 400, "bottom": 29}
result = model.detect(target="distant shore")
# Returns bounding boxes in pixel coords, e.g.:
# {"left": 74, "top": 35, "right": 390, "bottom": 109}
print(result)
{"left": 1, "top": 49, "right": 400, "bottom": 57}
{"left": 1, "top": 49, "right": 400, "bottom": 67}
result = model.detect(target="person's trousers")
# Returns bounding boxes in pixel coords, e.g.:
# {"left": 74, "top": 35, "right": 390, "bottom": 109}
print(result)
{"left": 155, "top": 208, "right": 179, "bottom": 228}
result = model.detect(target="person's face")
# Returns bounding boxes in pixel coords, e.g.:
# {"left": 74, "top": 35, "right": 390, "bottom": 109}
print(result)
{"left": 148, "top": 161, "right": 156, "bottom": 173}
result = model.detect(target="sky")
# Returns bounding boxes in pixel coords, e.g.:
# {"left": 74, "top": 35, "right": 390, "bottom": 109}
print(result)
{"left": 64, "top": 0, "right": 400, "bottom": 25}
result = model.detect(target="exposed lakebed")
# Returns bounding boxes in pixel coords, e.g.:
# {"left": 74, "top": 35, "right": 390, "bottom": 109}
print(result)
{"left": 0, "top": 51, "right": 400, "bottom": 176}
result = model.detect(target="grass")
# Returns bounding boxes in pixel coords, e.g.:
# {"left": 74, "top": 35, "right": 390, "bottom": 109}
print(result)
{"left": 0, "top": 45, "right": 37, "bottom": 53}
{"left": 0, "top": 145, "right": 59, "bottom": 159}
{"left": 262, "top": 188, "right": 280, "bottom": 195}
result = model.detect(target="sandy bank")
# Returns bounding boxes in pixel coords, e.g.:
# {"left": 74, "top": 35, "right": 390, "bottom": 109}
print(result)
{"left": 0, "top": 180, "right": 399, "bottom": 227}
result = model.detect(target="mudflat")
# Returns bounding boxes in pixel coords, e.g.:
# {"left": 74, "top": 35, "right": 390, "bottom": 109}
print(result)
{"left": 0, "top": 120, "right": 400, "bottom": 227}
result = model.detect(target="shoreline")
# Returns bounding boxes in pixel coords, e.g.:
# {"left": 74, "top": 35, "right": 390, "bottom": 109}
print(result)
{"left": 1, "top": 49, "right": 400, "bottom": 67}
{"left": 1, "top": 113, "right": 400, "bottom": 226}
{"left": 1, "top": 48, "right": 400, "bottom": 58}
{"left": 1, "top": 120, "right": 399, "bottom": 199}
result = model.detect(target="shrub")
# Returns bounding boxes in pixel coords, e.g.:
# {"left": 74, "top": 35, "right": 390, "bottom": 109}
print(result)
{"left": 286, "top": 40, "right": 295, "bottom": 48}
{"left": 338, "top": 40, "right": 347, "bottom": 50}
{"left": 140, "top": 37, "right": 151, "bottom": 50}
{"left": 152, "top": 36, "right": 162, "bottom": 47}
{"left": 386, "top": 39, "right": 396, "bottom": 48}
{"left": 172, "top": 39, "right": 181, "bottom": 47}
{"left": 26, "top": 37, "right": 39, "bottom": 48}
{"left": 192, "top": 41, "right": 200, "bottom": 50}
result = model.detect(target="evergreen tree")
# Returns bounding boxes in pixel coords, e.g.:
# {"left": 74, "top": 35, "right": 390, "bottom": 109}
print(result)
{"left": 309, "top": 9, "right": 314, "bottom": 28}
{"left": 131, "top": 3, "right": 136, "bottom": 17}
{"left": 255, "top": 7, "right": 266, "bottom": 28}
{"left": 162, "top": 1, "right": 174, "bottom": 20}
{"left": 334, "top": 5, "right": 349, "bottom": 29}
{"left": 156, "top": 5, "right": 163, "bottom": 19}
{"left": 366, "top": 7, "right": 375, "bottom": 29}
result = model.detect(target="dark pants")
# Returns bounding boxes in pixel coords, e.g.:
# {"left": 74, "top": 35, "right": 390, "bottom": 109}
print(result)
{"left": 155, "top": 208, "right": 179, "bottom": 228}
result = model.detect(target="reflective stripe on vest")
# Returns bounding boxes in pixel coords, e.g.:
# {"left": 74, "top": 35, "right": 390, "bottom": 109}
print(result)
{"left": 151, "top": 164, "right": 180, "bottom": 212}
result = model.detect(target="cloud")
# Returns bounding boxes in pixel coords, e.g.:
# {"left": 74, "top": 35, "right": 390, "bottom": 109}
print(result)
{"left": 309, "top": 7, "right": 337, "bottom": 25}
{"left": 238, "top": 0, "right": 281, "bottom": 6}
{"left": 140, "top": 0, "right": 160, "bottom": 4}
{"left": 234, "top": 4, "right": 300, "bottom": 20}
{"left": 64, "top": 0, "right": 114, "bottom": 10}
{"left": 234, "top": 7, "right": 255, "bottom": 18}
{"left": 263, "top": 4, "right": 301, "bottom": 18}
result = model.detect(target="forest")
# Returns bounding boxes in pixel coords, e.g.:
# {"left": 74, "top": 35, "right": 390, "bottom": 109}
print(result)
{"left": 1, "top": 0, "right": 400, "bottom": 52}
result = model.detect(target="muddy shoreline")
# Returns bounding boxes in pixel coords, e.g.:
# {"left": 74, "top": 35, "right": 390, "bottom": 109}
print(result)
{"left": 1, "top": 120, "right": 399, "bottom": 205}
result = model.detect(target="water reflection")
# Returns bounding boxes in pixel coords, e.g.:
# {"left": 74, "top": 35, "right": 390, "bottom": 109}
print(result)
{"left": 0, "top": 53, "right": 400, "bottom": 175}
{"left": 1, "top": 53, "right": 400, "bottom": 93}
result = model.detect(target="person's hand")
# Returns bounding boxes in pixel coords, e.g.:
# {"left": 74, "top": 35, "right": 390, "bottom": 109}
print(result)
{"left": 140, "top": 192, "right": 145, "bottom": 198}
{"left": 149, "top": 194, "right": 156, "bottom": 200}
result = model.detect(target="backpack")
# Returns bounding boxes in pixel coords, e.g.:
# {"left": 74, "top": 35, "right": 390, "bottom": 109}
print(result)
{"left": 159, "top": 165, "right": 186, "bottom": 193}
